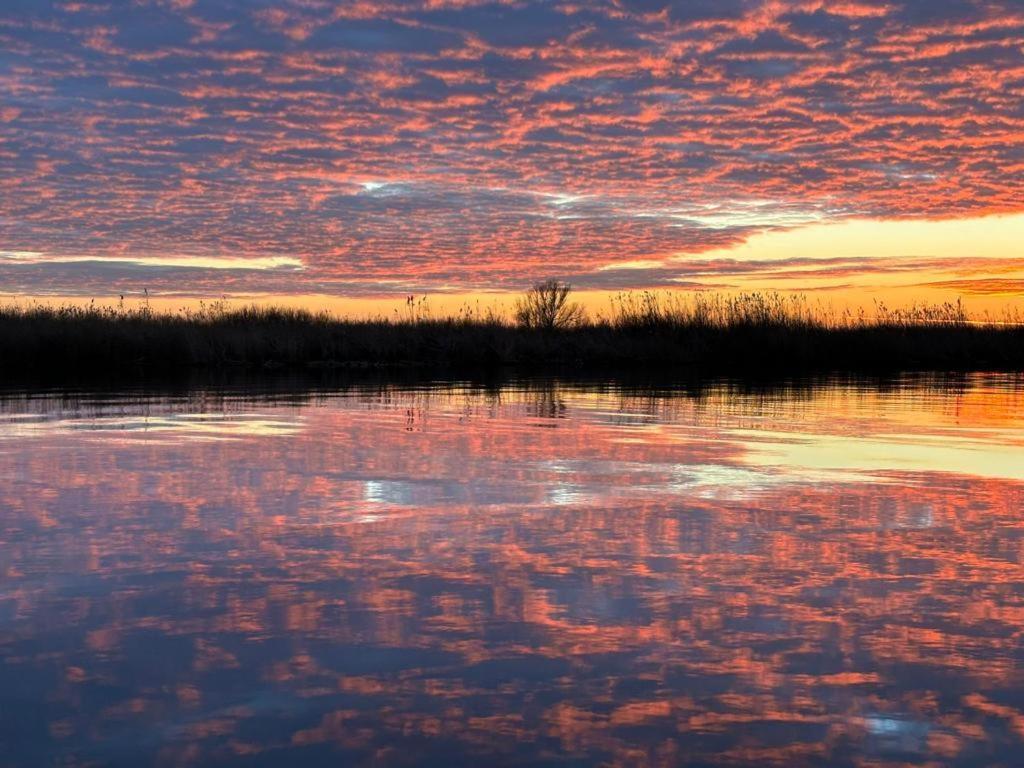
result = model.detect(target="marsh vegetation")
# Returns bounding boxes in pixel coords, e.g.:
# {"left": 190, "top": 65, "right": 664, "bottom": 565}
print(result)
{"left": 1, "top": 285, "right": 1021, "bottom": 377}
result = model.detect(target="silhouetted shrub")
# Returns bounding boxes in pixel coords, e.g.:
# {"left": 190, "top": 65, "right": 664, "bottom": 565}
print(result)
{"left": 514, "top": 280, "right": 585, "bottom": 330}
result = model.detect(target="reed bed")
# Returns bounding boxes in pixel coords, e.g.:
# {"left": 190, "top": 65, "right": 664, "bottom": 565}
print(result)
{"left": 1, "top": 292, "right": 1021, "bottom": 377}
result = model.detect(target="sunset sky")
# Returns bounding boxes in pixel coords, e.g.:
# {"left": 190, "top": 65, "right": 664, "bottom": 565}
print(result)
{"left": 1, "top": 0, "right": 1022, "bottom": 313}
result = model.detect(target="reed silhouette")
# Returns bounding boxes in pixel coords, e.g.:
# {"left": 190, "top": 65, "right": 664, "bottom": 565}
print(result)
{"left": 1, "top": 288, "right": 1022, "bottom": 377}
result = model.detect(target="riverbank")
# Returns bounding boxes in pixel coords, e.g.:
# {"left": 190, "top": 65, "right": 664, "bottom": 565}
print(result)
{"left": 2, "top": 297, "right": 1022, "bottom": 377}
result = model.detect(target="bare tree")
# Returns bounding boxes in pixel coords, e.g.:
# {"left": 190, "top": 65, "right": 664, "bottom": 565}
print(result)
{"left": 515, "top": 280, "right": 585, "bottom": 330}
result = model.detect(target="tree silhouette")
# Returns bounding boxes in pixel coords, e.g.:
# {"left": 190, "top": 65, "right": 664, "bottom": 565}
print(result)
{"left": 515, "top": 280, "right": 584, "bottom": 330}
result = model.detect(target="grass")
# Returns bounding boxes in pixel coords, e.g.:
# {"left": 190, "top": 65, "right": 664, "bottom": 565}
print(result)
{"left": 1, "top": 292, "right": 1022, "bottom": 378}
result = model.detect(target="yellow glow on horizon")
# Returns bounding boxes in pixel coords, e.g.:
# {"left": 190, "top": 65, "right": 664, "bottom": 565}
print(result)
{"left": 678, "top": 212, "right": 1024, "bottom": 264}
{"left": 5, "top": 213, "right": 1022, "bottom": 318}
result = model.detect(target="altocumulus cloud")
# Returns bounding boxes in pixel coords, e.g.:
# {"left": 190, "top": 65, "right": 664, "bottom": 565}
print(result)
{"left": 0, "top": 0, "right": 1022, "bottom": 296}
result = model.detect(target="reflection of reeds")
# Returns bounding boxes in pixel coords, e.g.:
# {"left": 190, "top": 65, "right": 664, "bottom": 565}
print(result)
{"left": 1, "top": 293, "right": 1022, "bottom": 376}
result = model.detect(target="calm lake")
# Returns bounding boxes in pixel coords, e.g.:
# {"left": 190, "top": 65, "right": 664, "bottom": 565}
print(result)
{"left": 2, "top": 375, "right": 1023, "bottom": 766}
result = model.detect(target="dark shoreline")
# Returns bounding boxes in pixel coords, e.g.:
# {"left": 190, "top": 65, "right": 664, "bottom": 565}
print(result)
{"left": 2, "top": 303, "right": 1023, "bottom": 380}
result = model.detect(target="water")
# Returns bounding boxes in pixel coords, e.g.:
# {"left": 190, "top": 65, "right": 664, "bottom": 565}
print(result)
{"left": 1, "top": 375, "right": 1023, "bottom": 766}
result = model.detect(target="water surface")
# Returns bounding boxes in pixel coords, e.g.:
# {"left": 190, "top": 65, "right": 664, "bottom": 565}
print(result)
{"left": 2, "top": 375, "right": 1023, "bottom": 766}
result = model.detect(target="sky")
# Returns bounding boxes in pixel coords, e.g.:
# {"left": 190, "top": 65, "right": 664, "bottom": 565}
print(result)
{"left": 1, "top": 0, "right": 1022, "bottom": 312}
